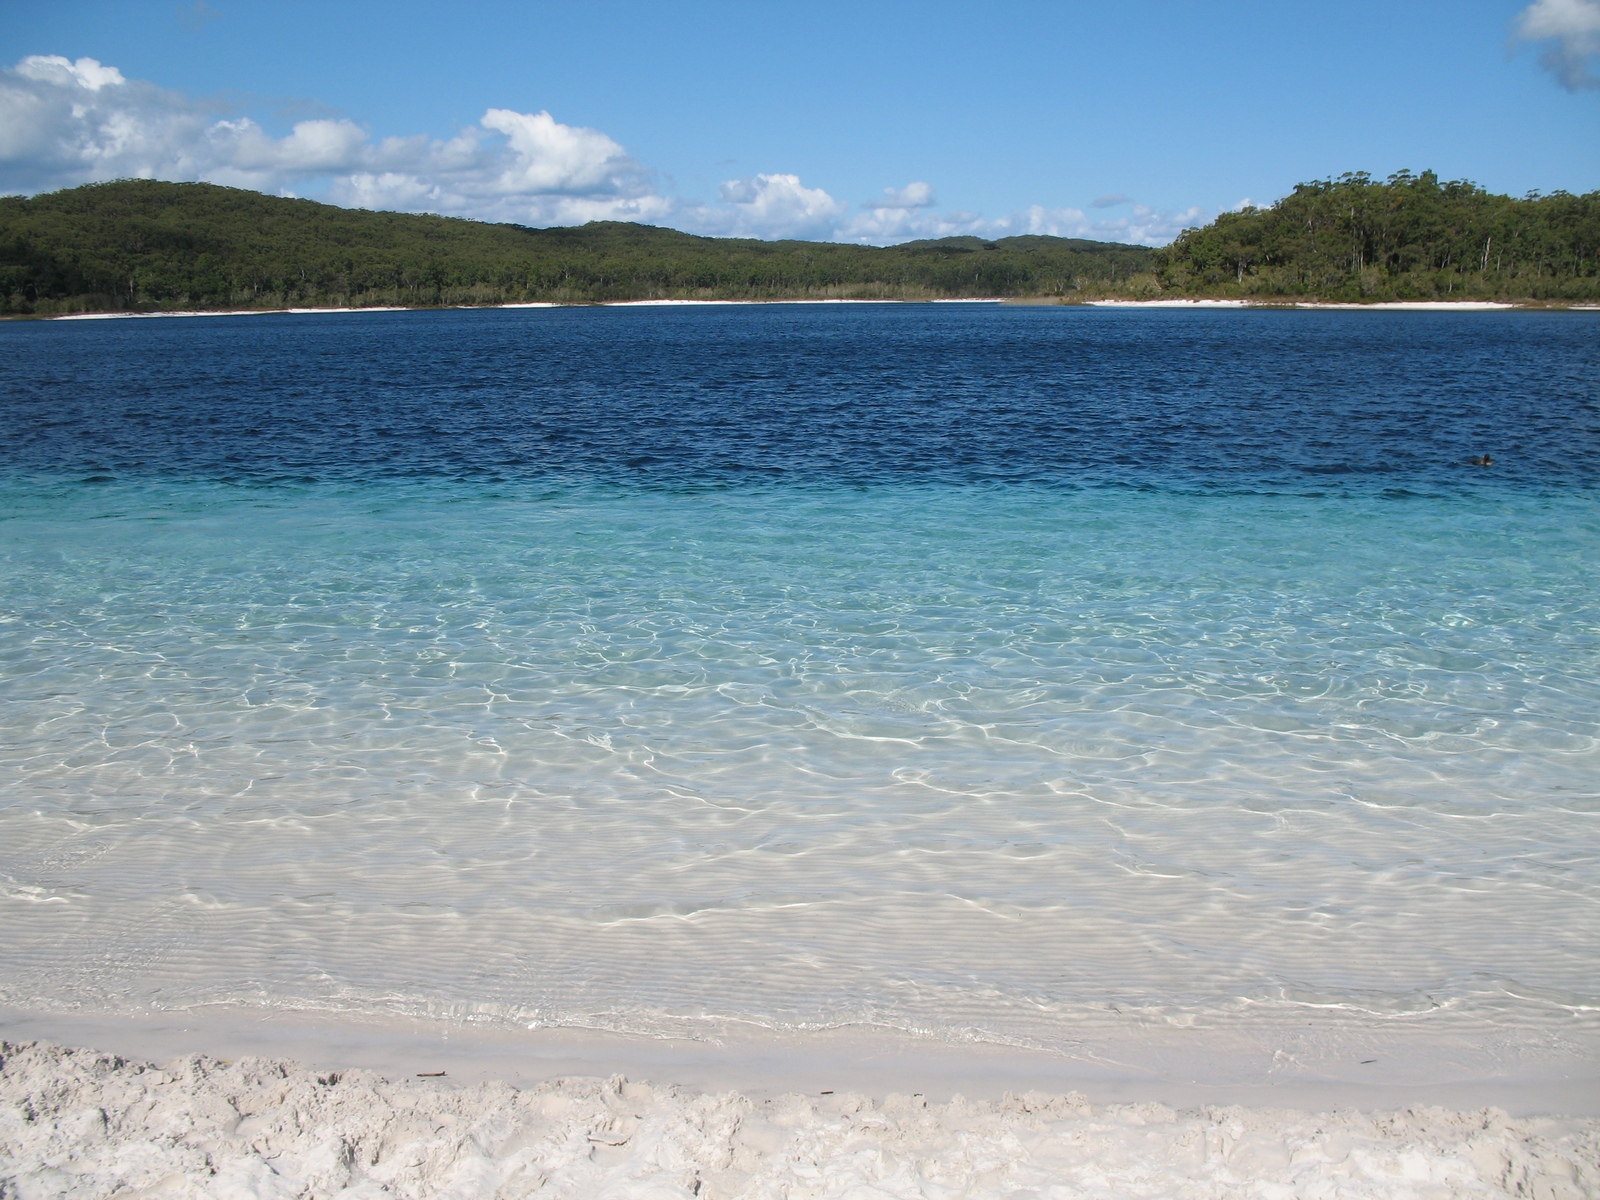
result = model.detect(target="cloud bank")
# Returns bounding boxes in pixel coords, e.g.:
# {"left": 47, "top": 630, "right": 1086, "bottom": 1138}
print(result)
{"left": 1515, "top": 0, "right": 1600, "bottom": 89}
{"left": 0, "top": 55, "right": 1201, "bottom": 245}
{"left": 0, "top": 55, "right": 669, "bottom": 227}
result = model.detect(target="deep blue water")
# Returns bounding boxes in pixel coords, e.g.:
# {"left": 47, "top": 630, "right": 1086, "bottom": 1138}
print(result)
{"left": 1, "top": 304, "right": 1597, "bottom": 1045}
{"left": 3, "top": 305, "right": 1596, "bottom": 491}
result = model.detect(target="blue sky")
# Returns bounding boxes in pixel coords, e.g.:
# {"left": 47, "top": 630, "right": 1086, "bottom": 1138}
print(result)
{"left": 1, "top": 0, "right": 1595, "bottom": 244}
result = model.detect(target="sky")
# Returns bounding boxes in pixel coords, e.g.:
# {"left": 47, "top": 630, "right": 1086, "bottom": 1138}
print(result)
{"left": 1, "top": 0, "right": 1596, "bottom": 245}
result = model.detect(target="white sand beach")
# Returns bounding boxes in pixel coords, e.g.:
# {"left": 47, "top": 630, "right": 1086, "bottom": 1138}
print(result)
{"left": 1292, "top": 301, "right": 1519, "bottom": 311}
{"left": 1084, "top": 299, "right": 1254, "bottom": 308}
{"left": 49, "top": 307, "right": 413, "bottom": 320}
{"left": 1084, "top": 299, "right": 1542, "bottom": 311}
{"left": 4, "top": 1003, "right": 1598, "bottom": 1198}
{"left": 4, "top": 1037, "right": 1597, "bottom": 1200}
{"left": 602, "top": 298, "right": 908, "bottom": 306}
{"left": 39, "top": 297, "right": 1594, "bottom": 320}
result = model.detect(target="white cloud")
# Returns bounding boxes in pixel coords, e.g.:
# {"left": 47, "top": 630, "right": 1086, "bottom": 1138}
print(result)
{"left": 208, "top": 117, "right": 370, "bottom": 174}
{"left": 0, "top": 54, "right": 664, "bottom": 225}
{"left": 836, "top": 181, "right": 946, "bottom": 242}
{"left": 834, "top": 200, "right": 1207, "bottom": 247}
{"left": 14, "top": 54, "right": 126, "bottom": 90}
{"left": 673, "top": 173, "right": 847, "bottom": 239}
{"left": 1, "top": 55, "right": 219, "bottom": 191}
{"left": 1514, "top": 0, "right": 1600, "bottom": 89}
{"left": 477, "top": 108, "right": 635, "bottom": 194}
{"left": 870, "top": 181, "right": 937, "bottom": 209}
{"left": 995, "top": 203, "right": 1210, "bottom": 245}
{"left": 0, "top": 54, "right": 1204, "bottom": 246}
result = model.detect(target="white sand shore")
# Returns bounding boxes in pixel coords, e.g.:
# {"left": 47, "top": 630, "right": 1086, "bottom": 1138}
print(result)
{"left": 50, "top": 307, "right": 413, "bottom": 320}
{"left": 601, "top": 298, "right": 907, "bottom": 306}
{"left": 1294, "top": 301, "right": 1517, "bottom": 311}
{"left": 6, "top": 1005, "right": 1595, "bottom": 1117}
{"left": 38, "top": 297, "right": 1594, "bottom": 320}
{"left": 41, "top": 298, "right": 999, "bottom": 318}
{"left": 1085, "top": 299, "right": 1532, "bottom": 311}
{"left": 3, "top": 1039, "right": 1596, "bottom": 1199}
{"left": 602, "top": 298, "right": 1005, "bottom": 305}
{"left": 1085, "top": 299, "right": 1253, "bottom": 308}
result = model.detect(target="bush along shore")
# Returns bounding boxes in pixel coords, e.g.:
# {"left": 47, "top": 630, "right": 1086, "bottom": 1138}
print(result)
{"left": 1, "top": 171, "right": 1596, "bottom": 316}
{"left": 1153, "top": 170, "right": 1599, "bottom": 304}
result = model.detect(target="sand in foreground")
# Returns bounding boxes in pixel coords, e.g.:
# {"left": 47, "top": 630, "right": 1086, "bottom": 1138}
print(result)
{"left": 3, "top": 1041, "right": 1597, "bottom": 1200}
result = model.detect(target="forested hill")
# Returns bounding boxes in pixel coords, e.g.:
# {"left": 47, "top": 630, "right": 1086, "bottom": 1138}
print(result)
{"left": 1155, "top": 171, "right": 1599, "bottom": 302}
{"left": 0, "top": 180, "right": 1155, "bottom": 314}
{"left": 4, "top": 174, "right": 1595, "bottom": 315}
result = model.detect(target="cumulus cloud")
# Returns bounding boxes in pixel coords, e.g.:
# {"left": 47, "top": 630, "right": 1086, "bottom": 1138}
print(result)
{"left": 824, "top": 181, "right": 1197, "bottom": 247}
{"left": 665, "top": 173, "right": 848, "bottom": 240}
{"left": 1514, "top": 0, "right": 1600, "bottom": 88}
{"left": 0, "top": 54, "right": 666, "bottom": 225}
{"left": 835, "top": 180, "right": 945, "bottom": 242}
{"left": 835, "top": 199, "right": 1206, "bottom": 247}
{"left": 995, "top": 202, "right": 1210, "bottom": 245}
{"left": 0, "top": 54, "right": 1203, "bottom": 245}
{"left": 870, "top": 181, "right": 937, "bottom": 209}
{"left": 15, "top": 55, "right": 126, "bottom": 90}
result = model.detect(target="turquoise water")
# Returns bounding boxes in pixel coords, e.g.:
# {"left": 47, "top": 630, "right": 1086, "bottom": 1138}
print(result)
{"left": 1, "top": 306, "right": 1597, "bottom": 1049}
{"left": 2, "top": 477, "right": 1597, "bottom": 1043}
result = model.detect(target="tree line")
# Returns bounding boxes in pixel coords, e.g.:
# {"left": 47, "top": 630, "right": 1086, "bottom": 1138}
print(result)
{"left": 3, "top": 173, "right": 1596, "bottom": 315}
{"left": 0, "top": 180, "right": 1155, "bottom": 315}
{"left": 1154, "top": 170, "right": 1599, "bottom": 301}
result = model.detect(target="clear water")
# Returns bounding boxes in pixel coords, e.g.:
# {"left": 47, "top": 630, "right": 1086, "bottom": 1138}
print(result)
{"left": 1, "top": 305, "right": 1597, "bottom": 1049}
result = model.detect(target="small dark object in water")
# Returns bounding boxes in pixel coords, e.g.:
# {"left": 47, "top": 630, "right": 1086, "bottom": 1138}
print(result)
{"left": 417, "top": 1071, "right": 446, "bottom": 1077}
{"left": 1470, "top": 454, "right": 1494, "bottom": 467}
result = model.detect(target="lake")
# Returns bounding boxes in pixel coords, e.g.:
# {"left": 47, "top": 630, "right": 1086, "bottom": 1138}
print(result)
{"left": 1, "top": 303, "right": 1596, "bottom": 1066}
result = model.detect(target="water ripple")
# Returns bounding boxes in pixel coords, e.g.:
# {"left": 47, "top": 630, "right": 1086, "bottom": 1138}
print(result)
{"left": 0, "top": 478, "right": 1596, "bottom": 1045}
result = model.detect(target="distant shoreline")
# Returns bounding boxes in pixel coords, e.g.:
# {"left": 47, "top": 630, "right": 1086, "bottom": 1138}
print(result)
{"left": 30, "top": 297, "right": 1600, "bottom": 320}
{"left": 8, "top": 179, "right": 1596, "bottom": 319}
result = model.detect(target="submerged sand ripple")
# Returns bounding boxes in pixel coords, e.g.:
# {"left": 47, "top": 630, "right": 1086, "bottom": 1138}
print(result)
{"left": 2, "top": 1041, "right": 1596, "bottom": 1199}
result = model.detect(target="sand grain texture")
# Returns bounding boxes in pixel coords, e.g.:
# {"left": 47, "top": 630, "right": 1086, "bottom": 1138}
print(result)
{"left": 2, "top": 1042, "right": 1598, "bottom": 1199}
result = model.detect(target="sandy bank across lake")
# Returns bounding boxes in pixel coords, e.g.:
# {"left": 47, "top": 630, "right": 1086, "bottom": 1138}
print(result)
{"left": 38, "top": 297, "right": 1599, "bottom": 319}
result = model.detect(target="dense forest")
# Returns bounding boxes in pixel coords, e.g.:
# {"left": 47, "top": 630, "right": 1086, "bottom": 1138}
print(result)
{"left": 0, "top": 181, "right": 1155, "bottom": 314}
{"left": 2, "top": 173, "right": 1597, "bottom": 315}
{"left": 1155, "top": 170, "right": 1600, "bottom": 302}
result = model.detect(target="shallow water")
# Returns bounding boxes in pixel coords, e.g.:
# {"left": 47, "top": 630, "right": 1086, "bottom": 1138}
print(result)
{"left": 1, "top": 305, "right": 1597, "bottom": 1054}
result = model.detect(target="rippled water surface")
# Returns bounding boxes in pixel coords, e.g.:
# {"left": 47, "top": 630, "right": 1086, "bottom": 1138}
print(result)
{"left": 1, "top": 305, "right": 1597, "bottom": 1048}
